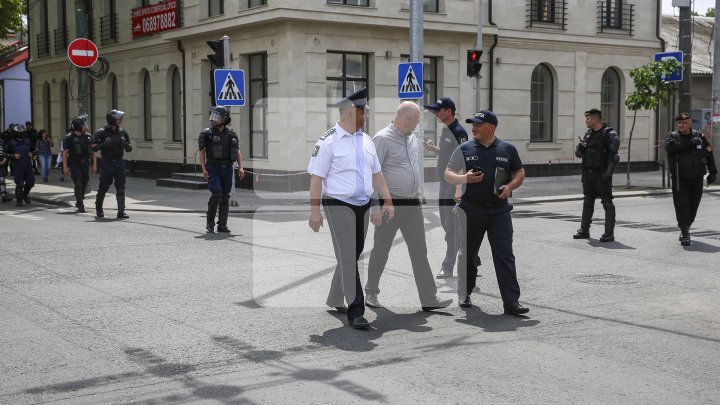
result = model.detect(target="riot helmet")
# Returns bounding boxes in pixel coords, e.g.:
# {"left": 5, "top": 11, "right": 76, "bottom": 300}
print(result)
{"left": 209, "top": 105, "right": 231, "bottom": 126}
{"left": 10, "top": 123, "right": 25, "bottom": 138}
{"left": 106, "top": 109, "right": 125, "bottom": 126}
{"left": 71, "top": 115, "right": 88, "bottom": 132}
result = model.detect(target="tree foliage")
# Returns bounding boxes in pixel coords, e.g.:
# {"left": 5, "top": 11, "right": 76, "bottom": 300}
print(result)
{"left": 0, "top": 0, "right": 25, "bottom": 38}
{"left": 706, "top": 7, "right": 715, "bottom": 17}
{"left": 623, "top": 59, "right": 683, "bottom": 188}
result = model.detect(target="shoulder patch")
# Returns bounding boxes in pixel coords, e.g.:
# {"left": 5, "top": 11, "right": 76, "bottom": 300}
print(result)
{"left": 312, "top": 145, "right": 320, "bottom": 157}
{"left": 319, "top": 127, "right": 335, "bottom": 141}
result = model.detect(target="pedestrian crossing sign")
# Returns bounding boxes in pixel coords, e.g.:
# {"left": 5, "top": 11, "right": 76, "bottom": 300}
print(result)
{"left": 214, "top": 69, "right": 246, "bottom": 107}
{"left": 397, "top": 62, "right": 424, "bottom": 99}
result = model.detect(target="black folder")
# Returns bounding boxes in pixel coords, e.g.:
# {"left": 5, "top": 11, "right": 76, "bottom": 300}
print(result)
{"left": 494, "top": 167, "right": 511, "bottom": 195}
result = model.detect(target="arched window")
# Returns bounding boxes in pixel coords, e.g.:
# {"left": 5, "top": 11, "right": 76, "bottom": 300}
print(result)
{"left": 42, "top": 82, "right": 51, "bottom": 134}
{"left": 107, "top": 73, "right": 118, "bottom": 111}
{"left": 530, "top": 64, "right": 554, "bottom": 142}
{"left": 60, "top": 80, "right": 70, "bottom": 134}
{"left": 140, "top": 70, "right": 152, "bottom": 141}
{"left": 169, "top": 66, "right": 182, "bottom": 142}
{"left": 601, "top": 68, "right": 622, "bottom": 134}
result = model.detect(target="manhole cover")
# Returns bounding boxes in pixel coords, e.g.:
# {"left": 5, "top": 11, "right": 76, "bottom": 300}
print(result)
{"left": 574, "top": 273, "right": 638, "bottom": 285}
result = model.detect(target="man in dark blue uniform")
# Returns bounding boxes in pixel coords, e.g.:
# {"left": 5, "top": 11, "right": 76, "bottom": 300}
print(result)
{"left": 423, "top": 97, "right": 480, "bottom": 279}
{"left": 573, "top": 108, "right": 620, "bottom": 242}
{"left": 198, "top": 105, "right": 245, "bottom": 233}
{"left": 666, "top": 112, "right": 717, "bottom": 246}
{"left": 5, "top": 124, "right": 35, "bottom": 207}
{"left": 93, "top": 110, "right": 132, "bottom": 219}
{"left": 63, "top": 116, "right": 97, "bottom": 213}
{"left": 444, "top": 110, "right": 529, "bottom": 315}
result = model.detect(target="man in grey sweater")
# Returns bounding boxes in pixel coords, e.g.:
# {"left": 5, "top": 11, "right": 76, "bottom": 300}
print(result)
{"left": 365, "top": 102, "right": 453, "bottom": 311}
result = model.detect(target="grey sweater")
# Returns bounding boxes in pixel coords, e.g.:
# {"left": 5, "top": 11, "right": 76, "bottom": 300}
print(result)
{"left": 372, "top": 123, "right": 420, "bottom": 199}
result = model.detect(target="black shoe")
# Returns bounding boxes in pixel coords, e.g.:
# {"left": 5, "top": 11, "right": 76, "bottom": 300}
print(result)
{"left": 96, "top": 209, "right": 104, "bottom": 218}
{"left": 206, "top": 224, "right": 215, "bottom": 233}
{"left": 599, "top": 233, "right": 614, "bottom": 242}
{"left": 16, "top": 200, "right": 22, "bottom": 207}
{"left": 436, "top": 268, "right": 453, "bottom": 279}
{"left": 422, "top": 296, "right": 453, "bottom": 312}
{"left": 217, "top": 226, "right": 231, "bottom": 233}
{"left": 573, "top": 229, "right": 590, "bottom": 239}
{"left": 459, "top": 295, "right": 472, "bottom": 308}
{"left": 680, "top": 235, "right": 691, "bottom": 246}
{"left": 117, "top": 211, "right": 129, "bottom": 219}
{"left": 77, "top": 206, "right": 86, "bottom": 213}
{"left": 504, "top": 302, "right": 529, "bottom": 315}
{"left": 348, "top": 316, "right": 370, "bottom": 329}
{"left": 23, "top": 195, "right": 30, "bottom": 204}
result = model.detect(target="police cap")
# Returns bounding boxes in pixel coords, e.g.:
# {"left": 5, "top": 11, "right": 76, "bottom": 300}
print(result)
{"left": 465, "top": 110, "right": 498, "bottom": 126}
{"left": 334, "top": 87, "right": 369, "bottom": 110}
{"left": 424, "top": 97, "right": 456, "bottom": 113}
{"left": 675, "top": 112, "right": 692, "bottom": 121}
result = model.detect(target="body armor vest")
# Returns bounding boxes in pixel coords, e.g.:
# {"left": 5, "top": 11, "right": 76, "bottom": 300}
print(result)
{"left": 204, "top": 128, "right": 237, "bottom": 163}
{"left": 98, "top": 127, "right": 129, "bottom": 160}
{"left": 582, "top": 128, "right": 612, "bottom": 168}
{"left": 67, "top": 134, "right": 92, "bottom": 160}
{"left": 669, "top": 130, "right": 708, "bottom": 179}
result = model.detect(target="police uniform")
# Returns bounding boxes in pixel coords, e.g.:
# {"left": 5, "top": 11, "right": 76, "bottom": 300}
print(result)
{"left": 574, "top": 109, "right": 620, "bottom": 241}
{"left": 307, "top": 87, "right": 381, "bottom": 326}
{"left": 665, "top": 113, "right": 718, "bottom": 245}
{"left": 6, "top": 125, "right": 35, "bottom": 206}
{"left": 63, "top": 118, "right": 95, "bottom": 212}
{"left": 0, "top": 137, "right": 12, "bottom": 202}
{"left": 94, "top": 110, "right": 132, "bottom": 219}
{"left": 199, "top": 106, "right": 240, "bottom": 233}
{"left": 446, "top": 110, "right": 527, "bottom": 314}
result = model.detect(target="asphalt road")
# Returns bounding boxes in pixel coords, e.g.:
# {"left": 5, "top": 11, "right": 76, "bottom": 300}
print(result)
{"left": 1, "top": 193, "right": 719, "bottom": 404}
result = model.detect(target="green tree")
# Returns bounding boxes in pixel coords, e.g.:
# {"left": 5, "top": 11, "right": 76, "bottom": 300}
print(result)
{"left": 624, "top": 59, "right": 682, "bottom": 188}
{"left": 706, "top": 7, "right": 715, "bottom": 17}
{"left": 0, "top": 0, "right": 25, "bottom": 38}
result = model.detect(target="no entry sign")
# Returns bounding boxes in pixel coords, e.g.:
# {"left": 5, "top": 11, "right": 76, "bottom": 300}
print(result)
{"left": 67, "top": 38, "right": 99, "bottom": 68}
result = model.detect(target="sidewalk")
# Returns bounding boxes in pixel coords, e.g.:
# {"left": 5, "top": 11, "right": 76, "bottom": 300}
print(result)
{"left": 7, "top": 168, "right": 718, "bottom": 213}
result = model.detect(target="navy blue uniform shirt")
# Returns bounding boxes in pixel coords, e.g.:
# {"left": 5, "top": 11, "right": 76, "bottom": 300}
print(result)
{"left": 436, "top": 119, "right": 468, "bottom": 177}
{"left": 447, "top": 137, "right": 522, "bottom": 202}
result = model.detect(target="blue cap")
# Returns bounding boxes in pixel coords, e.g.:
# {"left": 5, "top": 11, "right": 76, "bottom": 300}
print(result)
{"left": 424, "top": 97, "right": 456, "bottom": 113}
{"left": 334, "top": 87, "right": 369, "bottom": 110}
{"left": 465, "top": 110, "right": 498, "bottom": 126}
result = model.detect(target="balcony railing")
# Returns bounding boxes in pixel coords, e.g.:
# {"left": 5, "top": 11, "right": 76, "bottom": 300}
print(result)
{"left": 36, "top": 32, "right": 50, "bottom": 58}
{"left": 99, "top": 14, "right": 118, "bottom": 45}
{"left": 53, "top": 27, "right": 69, "bottom": 54}
{"left": 598, "top": 1, "right": 634, "bottom": 35}
{"left": 526, "top": 0, "right": 567, "bottom": 30}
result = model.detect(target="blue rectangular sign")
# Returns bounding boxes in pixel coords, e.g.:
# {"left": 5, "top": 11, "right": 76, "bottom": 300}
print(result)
{"left": 214, "top": 69, "right": 246, "bottom": 107}
{"left": 654, "top": 51, "right": 683, "bottom": 82}
{"left": 398, "top": 62, "right": 424, "bottom": 99}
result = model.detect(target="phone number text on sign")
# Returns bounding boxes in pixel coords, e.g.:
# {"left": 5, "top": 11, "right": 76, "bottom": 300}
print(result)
{"left": 132, "top": 0, "right": 178, "bottom": 38}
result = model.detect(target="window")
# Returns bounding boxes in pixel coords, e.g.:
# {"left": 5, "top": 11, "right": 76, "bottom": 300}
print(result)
{"left": 327, "top": 0, "right": 370, "bottom": 6}
{"left": 36, "top": 0, "right": 50, "bottom": 57}
{"left": 530, "top": 64, "right": 553, "bottom": 142}
{"left": 603, "top": 0, "right": 622, "bottom": 28}
{"left": 89, "top": 80, "right": 96, "bottom": 131}
{"left": 53, "top": 0, "right": 68, "bottom": 54}
{"left": 248, "top": 0, "right": 266, "bottom": 7}
{"left": 107, "top": 73, "right": 118, "bottom": 111}
{"left": 601, "top": 68, "right": 621, "bottom": 135}
{"left": 43, "top": 83, "right": 51, "bottom": 135}
{"left": 326, "top": 52, "right": 368, "bottom": 126}
{"left": 209, "top": 0, "right": 224, "bottom": 16}
{"left": 170, "top": 66, "right": 182, "bottom": 142}
{"left": 141, "top": 70, "right": 152, "bottom": 141}
{"left": 100, "top": 0, "right": 118, "bottom": 45}
{"left": 249, "top": 53, "right": 268, "bottom": 158}
{"left": 598, "top": 0, "right": 633, "bottom": 33}
{"left": 526, "top": 0, "right": 566, "bottom": 29}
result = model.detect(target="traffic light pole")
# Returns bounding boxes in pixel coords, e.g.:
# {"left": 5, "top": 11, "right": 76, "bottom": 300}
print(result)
{"left": 409, "top": 0, "right": 425, "bottom": 199}
{"left": 475, "top": 0, "right": 483, "bottom": 112}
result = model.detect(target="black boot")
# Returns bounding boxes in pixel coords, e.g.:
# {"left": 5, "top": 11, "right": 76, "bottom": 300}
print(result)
{"left": 217, "top": 195, "right": 231, "bottom": 233}
{"left": 116, "top": 189, "right": 128, "bottom": 219}
{"left": 0, "top": 177, "right": 11, "bottom": 202}
{"left": 600, "top": 201, "right": 615, "bottom": 242}
{"left": 207, "top": 193, "right": 221, "bottom": 232}
{"left": 680, "top": 226, "right": 691, "bottom": 246}
{"left": 22, "top": 184, "right": 32, "bottom": 204}
{"left": 95, "top": 191, "right": 106, "bottom": 218}
{"left": 15, "top": 188, "right": 23, "bottom": 207}
{"left": 575, "top": 198, "right": 594, "bottom": 239}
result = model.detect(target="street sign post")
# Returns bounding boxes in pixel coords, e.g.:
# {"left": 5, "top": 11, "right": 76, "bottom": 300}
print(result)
{"left": 213, "top": 69, "right": 246, "bottom": 107}
{"left": 398, "top": 62, "right": 424, "bottom": 100}
{"left": 67, "top": 38, "right": 99, "bottom": 68}
{"left": 655, "top": 51, "right": 683, "bottom": 82}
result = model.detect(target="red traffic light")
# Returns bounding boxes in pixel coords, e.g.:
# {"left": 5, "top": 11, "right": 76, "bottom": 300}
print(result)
{"left": 466, "top": 50, "right": 483, "bottom": 77}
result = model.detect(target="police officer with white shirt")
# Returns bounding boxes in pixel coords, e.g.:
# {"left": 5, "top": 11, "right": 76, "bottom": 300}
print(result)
{"left": 307, "top": 87, "right": 395, "bottom": 329}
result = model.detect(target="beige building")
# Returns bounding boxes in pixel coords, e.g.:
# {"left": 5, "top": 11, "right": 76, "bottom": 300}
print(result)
{"left": 28, "top": 0, "right": 663, "bottom": 190}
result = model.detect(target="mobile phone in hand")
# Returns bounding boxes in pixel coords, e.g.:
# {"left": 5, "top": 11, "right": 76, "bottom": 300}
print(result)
{"left": 471, "top": 165, "right": 484, "bottom": 174}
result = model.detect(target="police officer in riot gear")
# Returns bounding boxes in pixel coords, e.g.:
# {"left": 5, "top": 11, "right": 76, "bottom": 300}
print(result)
{"left": 665, "top": 112, "right": 718, "bottom": 246}
{"left": 63, "top": 116, "right": 97, "bottom": 213}
{"left": 198, "top": 105, "right": 245, "bottom": 233}
{"left": 0, "top": 136, "right": 12, "bottom": 203}
{"left": 5, "top": 124, "right": 35, "bottom": 207}
{"left": 93, "top": 109, "right": 132, "bottom": 219}
{"left": 574, "top": 108, "right": 621, "bottom": 242}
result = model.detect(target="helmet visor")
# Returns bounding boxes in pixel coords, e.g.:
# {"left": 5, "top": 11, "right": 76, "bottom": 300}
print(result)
{"left": 111, "top": 110, "right": 125, "bottom": 121}
{"left": 209, "top": 111, "right": 225, "bottom": 125}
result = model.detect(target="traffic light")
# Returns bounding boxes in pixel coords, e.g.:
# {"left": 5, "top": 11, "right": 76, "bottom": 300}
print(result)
{"left": 207, "top": 39, "right": 225, "bottom": 67}
{"left": 467, "top": 49, "right": 483, "bottom": 77}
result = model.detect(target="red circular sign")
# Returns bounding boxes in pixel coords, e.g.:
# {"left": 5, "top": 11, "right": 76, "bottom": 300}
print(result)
{"left": 67, "top": 38, "right": 99, "bottom": 68}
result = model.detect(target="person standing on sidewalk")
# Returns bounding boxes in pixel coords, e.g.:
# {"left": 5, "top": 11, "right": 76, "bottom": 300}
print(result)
{"left": 364, "top": 101, "right": 453, "bottom": 311}
{"left": 307, "top": 87, "right": 394, "bottom": 330}
{"left": 93, "top": 110, "right": 132, "bottom": 219}
{"left": 199, "top": 106, "right": 245, "bottom": 233}
{"left": 665, "top": 112, "right": 718, "bottom": 246}
{"left": 6, "top": 124, "right": 35, "bottom": 207}
{"left": 444, "top": 110, "right": 529, "bottom": 315}
{"left": 25, "top": 121, "right": 40, "bottom": 176}
{"left": 423, "top": 97, "right": 480, "bottom": 279}
{"left": 63, "top": 116, "right": 97, "bottom": 213}
{"left": 573, "top": 108, "right": 620, "bottom": 242}
{"left": 37, "top": 130, "right": 54, "bottom": 183}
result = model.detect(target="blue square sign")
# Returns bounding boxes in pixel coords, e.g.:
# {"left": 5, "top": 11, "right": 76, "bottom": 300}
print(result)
{"left": 398, "top": 62, "right": 424, "bottom": 99}
{"left": 214, "top": 69, "right": 245, "bottom": 107}
{"left": 654, "top": 51, "right": 683, "bottom": 82}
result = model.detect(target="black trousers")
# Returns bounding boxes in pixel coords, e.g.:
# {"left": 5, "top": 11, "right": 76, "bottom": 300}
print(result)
{"left": 97, "top": 159, "right": 127, "bottom": 212}
{"left": 69, "top": 159, "right": 90, "bottom": 207}
{"left": 322, "top": 197, "right": 370, "bottom": 320}
{"left": 671, "top": 175, "right": 704, "bottom": 229}
{"left": 580, "top": 168, "right": 615, "bottom": 233}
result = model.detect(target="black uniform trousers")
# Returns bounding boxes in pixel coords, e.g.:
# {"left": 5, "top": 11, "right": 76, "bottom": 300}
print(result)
{"left": 323, "top": 197, "right": 370, "bottom": 321}
{"left": 69, "top": 159, "right": 90, "bottom": 208}
{"left": 97, "top": 159, "right": 127, "bottom": 212}
{"left": 671, "top": 175, "right": 704, "bottom": 229}
{"left": 365, "top": 198, "right": 437, "bottom": 305}
{"left": 457, "top": 200, "right": 520, "bottom": 304}
{"left": 580, "top": 168, "right": 615, "bottom": 233}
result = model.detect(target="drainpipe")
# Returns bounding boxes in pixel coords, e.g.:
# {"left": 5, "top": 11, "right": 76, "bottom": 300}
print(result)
{"left": 25, "top": 0, "right": 34, "bottom": 124}
{"left": 488, "top": 0, "right": 498, "bottom": 110}
{"left": 177, "top": 40, "right": 188, "bottom": 166}
{"left": 655, "top": 0, "right": 666, "bottom": 175}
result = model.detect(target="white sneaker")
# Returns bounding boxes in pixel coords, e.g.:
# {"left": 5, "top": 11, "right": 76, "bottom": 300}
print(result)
{"left": 365, "top": 293, "right": 382, "bottom": 308}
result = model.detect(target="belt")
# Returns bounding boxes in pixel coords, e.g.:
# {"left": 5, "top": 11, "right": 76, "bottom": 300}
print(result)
{"left": 209, "top": 161, "right": 233, "bottom": 167}
{"left": 461, "top": 196, "right": 507, "bottom": 207}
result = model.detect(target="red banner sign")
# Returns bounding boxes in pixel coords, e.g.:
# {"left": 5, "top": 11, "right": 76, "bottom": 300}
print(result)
{"left": 131, "top": 0, "right": 178, "bottom": 38}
